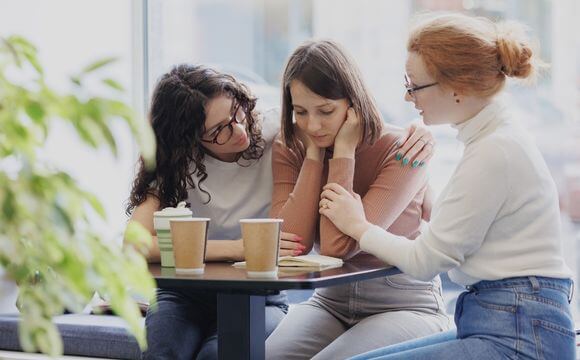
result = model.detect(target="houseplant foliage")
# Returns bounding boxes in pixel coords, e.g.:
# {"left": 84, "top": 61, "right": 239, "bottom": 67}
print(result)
{"left": 0, "top": 35, "right": 156, "bottom": 356}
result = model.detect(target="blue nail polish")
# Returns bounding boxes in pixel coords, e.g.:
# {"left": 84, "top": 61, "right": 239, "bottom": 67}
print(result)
{"left": 396, "top": 153, "right": 402, "bottom": 161}
{"left": 412, "top": 160, "right": 419, "bottom": 168}
{"left": 402, "top": 158, "right": 409, "bottom": 166}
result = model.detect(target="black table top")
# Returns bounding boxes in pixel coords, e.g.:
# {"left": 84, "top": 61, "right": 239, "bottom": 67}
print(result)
{"left": 149, "top": 254, "right": 399, "bottom": 293}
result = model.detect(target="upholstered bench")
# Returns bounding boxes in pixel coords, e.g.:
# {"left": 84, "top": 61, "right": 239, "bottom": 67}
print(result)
{"left": 0, "top": 290, "right": 314, "bottom": 359}
{"left": 0, "top": 314, "right": 142, "bottom": 360}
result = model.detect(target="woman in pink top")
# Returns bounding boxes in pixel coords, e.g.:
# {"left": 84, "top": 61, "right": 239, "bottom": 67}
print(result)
{"left": 264, "top": 40, "right": 451, "bottom": 360}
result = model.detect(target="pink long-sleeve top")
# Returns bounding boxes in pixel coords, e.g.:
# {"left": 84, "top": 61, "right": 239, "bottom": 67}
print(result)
{"left": 270, "top": 125, "right": 431, "bottom": 259}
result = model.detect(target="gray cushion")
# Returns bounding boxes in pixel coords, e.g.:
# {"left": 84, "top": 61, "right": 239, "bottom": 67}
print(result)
{"left": 0, "top": 314, "right": 142, "bottom": 360}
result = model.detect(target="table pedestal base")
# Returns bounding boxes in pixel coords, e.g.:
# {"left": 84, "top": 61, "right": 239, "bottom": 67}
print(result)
{"left": 217, "top": 293, "right": 266, "bottom": 360}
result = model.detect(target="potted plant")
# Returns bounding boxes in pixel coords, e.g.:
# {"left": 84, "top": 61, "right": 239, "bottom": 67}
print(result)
{"left": 0, "top": 35, "right": 156, "bottom": 356}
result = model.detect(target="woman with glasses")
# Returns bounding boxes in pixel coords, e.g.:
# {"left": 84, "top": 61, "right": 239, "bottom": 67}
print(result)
{"left": 265, "top": 40, "right": 451, "bottom": 360}
{"left": 320, "top": 13, "right": 574, "bottom": 360}
{"left": 125, "top": 64, "right": 292, "bottom": 360}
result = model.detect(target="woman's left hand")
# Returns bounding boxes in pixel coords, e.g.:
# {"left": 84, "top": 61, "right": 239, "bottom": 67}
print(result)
{"left": 319, "top": 183, "right": 372, "bottom": 241}
{"left": 396, "top": 123, "right": 435, "bottom": 168}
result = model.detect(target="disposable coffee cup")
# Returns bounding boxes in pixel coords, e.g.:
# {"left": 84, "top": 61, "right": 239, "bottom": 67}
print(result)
{"left": 170, "top": 218, "right": 210, "bottom": 275}
{"left": 240, "top": 218, "right": 283, "bottom": 278}
{"left": 153, "top": 201, "right": 192, "bottom": 267}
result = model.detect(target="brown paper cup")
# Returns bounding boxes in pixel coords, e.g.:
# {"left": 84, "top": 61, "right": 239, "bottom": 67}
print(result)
{"left": 170, "top": 218, "right": 210, "bottom": 274}
{"left": 240, "top": 218, "right": 282, "bottom": 278}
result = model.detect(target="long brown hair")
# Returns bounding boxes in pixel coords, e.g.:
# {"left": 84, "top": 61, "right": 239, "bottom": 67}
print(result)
{"left": 281, "top": 40, "right": 383, "bottom": 153}
{"left": 407, "top": 13, "right": 539, "bottom": 97}
{"left": 126, "top": 64, "right": 264, "bottom": 214}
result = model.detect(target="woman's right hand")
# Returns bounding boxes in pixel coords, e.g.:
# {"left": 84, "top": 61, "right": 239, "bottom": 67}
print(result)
{"left": 295, "top": 125, "right": 323, "bottom": 161}
{"left": 279, "top": 231, "right": 306, "bottom": 256}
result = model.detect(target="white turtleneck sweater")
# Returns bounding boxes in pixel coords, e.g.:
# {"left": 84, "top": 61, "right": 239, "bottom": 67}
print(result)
{"left": 360, "top": 100, "right": 572, "bottom": 286}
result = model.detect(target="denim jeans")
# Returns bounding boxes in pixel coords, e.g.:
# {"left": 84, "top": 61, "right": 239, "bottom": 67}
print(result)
{"left": 142, "top": 288, "right": 287, "bottom": 360}
{"left": 350, "top": 276, "right": 575, "bottom": 360}
{"left": 266, "top": 274, "right": 450, "bottom": 360}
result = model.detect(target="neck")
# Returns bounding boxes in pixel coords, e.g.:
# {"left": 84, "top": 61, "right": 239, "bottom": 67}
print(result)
{"left": 205, "top": 149, "right": 241, "bottom": 163}
{"left": 454, "top": 97, "right": 493, "bottom": 126}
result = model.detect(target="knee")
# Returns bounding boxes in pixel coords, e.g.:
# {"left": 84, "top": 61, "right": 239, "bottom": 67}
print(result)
{"left": 265, "top": 306, "right": 286, "bottom": 338}
{"left": 195, "top": 337, "right": 217, "bottom": 360}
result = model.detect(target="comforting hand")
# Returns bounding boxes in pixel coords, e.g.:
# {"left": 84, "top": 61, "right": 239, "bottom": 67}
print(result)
{"left": 396, "top": 123, "right": 435, "bottom": 168}
{"left": 279, "top": 231, "right": 306, "bottom": 256}
{"left": 333, "top": 108, "right": 362, "bottom": 157}
{"left": 319, "top": 183, "right": 372, "bottom": 241}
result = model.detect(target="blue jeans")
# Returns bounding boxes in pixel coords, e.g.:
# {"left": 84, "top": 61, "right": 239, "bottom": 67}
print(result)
{"left": 350, "top": 276, "right": 575, "bottom": 360}
{"left": 142, "top": 288, "right": 287, "bottom": 360}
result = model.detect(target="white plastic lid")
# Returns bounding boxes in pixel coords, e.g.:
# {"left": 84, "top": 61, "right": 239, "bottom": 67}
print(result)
{"left": 153, "top": 201, "right": 192, "bottom": 217}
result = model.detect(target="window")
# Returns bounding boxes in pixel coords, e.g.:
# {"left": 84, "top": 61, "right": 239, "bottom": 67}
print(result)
{"left": 146, "top": 0, "right": 580, "bottom": 316}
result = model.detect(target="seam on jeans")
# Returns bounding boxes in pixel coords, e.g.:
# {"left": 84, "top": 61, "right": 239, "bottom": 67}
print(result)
{"left": 532, "top": 319, "right": 575, "bottom": 338}
{"left": 518, "top": 293, "right": 567, "bottom": 311}
{"left": 474, "top": 282, "right": 570, "bottom": 294}
{"left": 383, "top": 276, "right": 433, "bottom": 290}
{"left": 353, "top": 281, "right": 359, "bottom": 321}
{"left": 428, "top": 285, "right": 440, "bottom": 312}
{"left": 348, "top": 282, "right": 355, "bottom": 321}
{"left": 532, "top": 319, "right": 544, "bottom": 360}
{"left": 473, "top": 296, "right": 517, "bottom": 313}
{"left": 515, "top": 287, "right": 522, "bottom": 358}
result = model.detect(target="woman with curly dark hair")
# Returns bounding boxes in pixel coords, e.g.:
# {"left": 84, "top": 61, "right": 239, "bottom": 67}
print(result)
{"left": 125, "top": 64, "right": 290, "bottom": 360}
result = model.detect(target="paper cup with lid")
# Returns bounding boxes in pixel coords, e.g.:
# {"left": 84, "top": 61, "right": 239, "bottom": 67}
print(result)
{"left": 154, "top": 201, "right": 192, "bottom": 267}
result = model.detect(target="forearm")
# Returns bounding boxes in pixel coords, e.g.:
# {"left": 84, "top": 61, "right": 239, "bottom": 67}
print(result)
{"left": 204, "top": 239, "right": 244, "bottom": 262}
{"left": 271, "top": 159, "right": 324, "bottom": 251}
{"left": 360, "top": 225, "right": 460, "bottom": 281}
{"left": 144, "top": 235, "right": 161, "bottom": 263}
{"left": 320, "top": 158, "right": 358, "bottom": 257}
{"left": 144, "top": 237, "right": 243, "bottom": 263}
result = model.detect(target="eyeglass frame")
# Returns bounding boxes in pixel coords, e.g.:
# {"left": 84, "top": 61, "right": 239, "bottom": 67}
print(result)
{"left": 201, "top": 101, "right": 247, "bottom": 145}
{"left": 404, "top": 74, "right": 438, "bottom": 98}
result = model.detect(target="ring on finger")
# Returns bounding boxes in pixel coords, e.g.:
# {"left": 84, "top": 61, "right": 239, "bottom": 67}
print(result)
{"left": 322, "top": 200, "right": 330, "bottom": 209}
{"left": 416, "top": 138, "right": 427, "bottom": 146}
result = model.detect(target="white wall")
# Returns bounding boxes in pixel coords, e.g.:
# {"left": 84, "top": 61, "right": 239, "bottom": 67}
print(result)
{"left": 0, "top": 0, "right": 135, "bottom": 312}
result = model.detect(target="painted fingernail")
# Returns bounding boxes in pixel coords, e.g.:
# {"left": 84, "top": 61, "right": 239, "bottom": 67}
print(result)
{"left": 402, "top": 158, "right": 409, "bottom": 166}
{"left": 412, "top": 160, "right": 419, "bottom": 168}
{"left": 293, "top": 249, "right": 302, "bottom": 255}
{"left": 396, "top": 153, "right": 403, "bottom": 161}
{"left": 419, "top": 161, "right": 425, "bottom": 167}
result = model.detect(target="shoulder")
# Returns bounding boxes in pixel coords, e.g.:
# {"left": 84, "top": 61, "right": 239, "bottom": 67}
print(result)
{"left": 257, "top": 107, "right": 281, "bottom": 144}
{"left": 359, "top": 124, "right": 405, "bottom": 161}
{"left": 272, "top": 134, "right": 305, "bottom": 168}
{"left": 466, "top": 134, "right": 510, "bottom": 173}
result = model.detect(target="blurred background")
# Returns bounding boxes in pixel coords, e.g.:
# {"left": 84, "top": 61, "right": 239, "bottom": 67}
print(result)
{"left": 1, "top": 0, "right": 579, "bottom": 317}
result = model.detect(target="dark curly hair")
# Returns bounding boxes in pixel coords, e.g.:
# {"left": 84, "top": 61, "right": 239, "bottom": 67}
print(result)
{"left": 126, "top": 64, "right": 265, "bottom": 214}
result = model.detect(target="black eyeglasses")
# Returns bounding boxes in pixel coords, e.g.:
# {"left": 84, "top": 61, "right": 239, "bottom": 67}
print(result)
{"left": 201, "top": 102, "right": 247, "bottom": 145}
{"left": 404, "top": 74, "right": 438, "bottom": 99}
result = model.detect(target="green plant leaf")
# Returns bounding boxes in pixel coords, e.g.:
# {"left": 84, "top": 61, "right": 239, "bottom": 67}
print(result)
{"left": 84, "top": 192, "right": 106, "bottom": 219}
{"left": 0, "top": 35, "right": 156, "bottom": 356}
{"left": 25, "top": 101, "right": 45, "bottom": 122}
{"left": 102, "top": 78, "right": 124, "bottom": 91}
{"left": 81, "top": 57, "right": 117, "bottom": 74}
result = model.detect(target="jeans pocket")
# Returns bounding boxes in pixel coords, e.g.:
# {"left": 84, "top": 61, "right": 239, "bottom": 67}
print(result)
{"left": 472, "top": 291, "right": 517, "bottom": 313}
{"left": 532, "top": 319, "right": 576, "bottom": 360}
{"left": 384, "top": 273, "right": 433, "bottom": 290}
